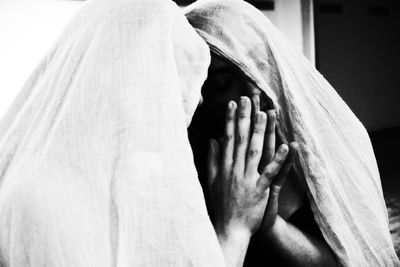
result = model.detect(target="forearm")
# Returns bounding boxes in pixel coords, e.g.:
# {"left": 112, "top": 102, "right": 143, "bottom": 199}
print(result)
{"left": 216, "top": 228, "right": 251, "bottom": 267}
{"left": 261, "top": 216, "right": 338, "bottom": 267}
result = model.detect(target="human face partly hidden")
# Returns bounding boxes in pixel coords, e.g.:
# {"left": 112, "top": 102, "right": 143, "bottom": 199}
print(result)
{"left": 190, "top": 54, "right": 263, "bottom": 139}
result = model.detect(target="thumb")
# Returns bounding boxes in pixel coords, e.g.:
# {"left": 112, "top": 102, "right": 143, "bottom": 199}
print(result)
{"left": 263, "top": 142, "right": 298, "bottom": 226}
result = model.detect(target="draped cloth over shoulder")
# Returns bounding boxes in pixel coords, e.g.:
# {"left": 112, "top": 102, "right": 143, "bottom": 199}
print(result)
{"left": 0, "top": 0, "right": 225, "bottom": 266}
{"left": 185, "top": 0, "right": 399, "bottom": 266}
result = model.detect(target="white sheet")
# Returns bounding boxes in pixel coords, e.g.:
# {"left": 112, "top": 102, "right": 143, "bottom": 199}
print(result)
{"left": 0, "top": 0, "right": 225, "bottom": 266}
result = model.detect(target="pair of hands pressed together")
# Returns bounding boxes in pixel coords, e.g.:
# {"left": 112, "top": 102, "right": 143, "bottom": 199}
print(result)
{"left": 207, "top": 96, "right": 299, "bottom": 266}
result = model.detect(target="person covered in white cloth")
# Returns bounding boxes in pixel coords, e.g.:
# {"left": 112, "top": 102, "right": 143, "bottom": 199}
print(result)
{"left": 189, "top": 58, "right": 336, "bottom": 267}
{"left": 0, "top": 0, "right": 298, "bottom": 266}
{"left": 0, "top": 0, "right": 244, "bottom": 266}
{"left": 186, "top": 0, "right": 400, "bottom": 266}
{"left": 0, "top": 0, "right": 397, "bottom": 266}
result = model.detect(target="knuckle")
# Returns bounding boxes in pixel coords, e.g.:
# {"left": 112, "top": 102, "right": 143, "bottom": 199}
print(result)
{"left": 275, "top": 156, "right": 286, "bottom": 165}
{"left": 238, "top": 110, "right": 250, "bottom": 119}
{"left": 238, "top": 112, "right": 247, "bottom": 118}
{"left": 256, "top": 112, "right": 266, "bottom": 124}
{"left": 223, "top": 158, "right": 233, "bottom": 168}
{"left": 221, "top": 167, "right": 231, "bottom": 177}
{"left": 224, "top": 133, "right": 234, "bottom": 141}
{"left": 232, "top": 174, "right": 241, "bottom": 182}
{"left": 263, "top": 168, "right": 275, "bottom": 178}
{"left": 248, "top": 148, "right": 259, "bottom": 158}
{"left": 253, "top": 124, "right": 265, "bottom": 134}
{"left": 270, "top": 185, "right": 282, "bottom": 195}
{"left": 274, "top": 153, "right": 288, "bottom": 164}
{"left": 266, "top": 126, "right": 275, "bottom": 134}
{"left": 237, "top": 134, "right": 247, "bottom": 144}
{"left": 254, "top": 189, "right": 265, "bottom": 199}
{"left": 263, "top": 164, "right": 279, "bottom": 178}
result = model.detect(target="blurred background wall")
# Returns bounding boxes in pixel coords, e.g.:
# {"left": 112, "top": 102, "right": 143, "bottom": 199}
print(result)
{"left": 316, "top": 0, "right": 400, "bottom": 131}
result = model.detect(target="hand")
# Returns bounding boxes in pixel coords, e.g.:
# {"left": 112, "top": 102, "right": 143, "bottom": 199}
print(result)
{"left": 207, "top": 96, "right": 294, "bottom": 238}
{"left": 255, "top": 102, "right": 299, "bottom": 233}
{"left": 260, "top": 141, "right": 298, "bottom": 233}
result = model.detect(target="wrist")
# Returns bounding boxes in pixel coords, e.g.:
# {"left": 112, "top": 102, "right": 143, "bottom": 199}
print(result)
{"left": 216, "top": 223, "right": 252, "bottom": 244}
{"left": 216, "top": 225, "right": 251, "bottom": 267}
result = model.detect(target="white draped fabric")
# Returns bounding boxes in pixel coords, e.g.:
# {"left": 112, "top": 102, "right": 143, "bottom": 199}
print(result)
{"left": 0, "top": 0, "right": 225, "bottom": 266}
{"left": 185, "top": 0, "right": 399, "bottom": 266}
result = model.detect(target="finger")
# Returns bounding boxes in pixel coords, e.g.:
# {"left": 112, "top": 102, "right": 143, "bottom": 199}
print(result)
{"left": 245, "top": 80, "right": 260, "bottom": 115}
{"left": 270, "top": 142, "right": 299, "bottom": 189}
{"left": 259, "top": 110, "right": 276, "bottom": 172}
{"left": 257, "top": 143, "right": 288, "bottom": 191}
{"left": 245, "top": 111, "right": 266, "bottom": 177}
{"left": 222, "top": 101, "right": 237, "bottom": 175}
{"left": 233, "top": 96, "right": 251, "bottom": 175}
{"left": 264, "top": 142, "right": 298, "bottom": 218}
{"left": 251, "top": 92, "right": 260, "bottom": 117}
{"left": 207, "top": 139, "right": 220, "bottom": 189}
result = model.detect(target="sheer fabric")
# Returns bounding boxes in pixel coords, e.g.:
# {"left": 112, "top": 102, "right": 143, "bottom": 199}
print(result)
{"left": 0, "top": 0, "right": 225, "bottom": 266}
{"left": 185, "top": 0, "right": 399, "bottom": 266}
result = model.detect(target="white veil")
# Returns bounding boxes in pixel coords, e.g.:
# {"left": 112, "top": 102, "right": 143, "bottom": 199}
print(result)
{"left": 185, "top": 0, "right": 399, "bottom": 266}
{"left": 0, "top": 0, "right": 225, "bottom": 266}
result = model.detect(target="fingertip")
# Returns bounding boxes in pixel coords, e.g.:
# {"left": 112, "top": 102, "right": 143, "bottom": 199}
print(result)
{"left": 240, "top": 96, "right": 250, "bottom": 105}
{"left": 288, "top": 142, "right": 299, "bottom": 159}
{"left": 289, "top": 141, "right": 299, "bottom": 150}
{"left": 226, "top": 101, "right": 237, "bottom": 118}
{"left": 278, "top": 143, "right": 289, "bottom": 154}
{"left": 228, "top": 100, "right": 236, "bottom": 110}
{"left": 256, "top": 111, "right": 267, "bottom": 124}
{"left": 239, "top": 96, "right": 251, "bottom": 117}
{"left": 266, "top": 110, "right": 276, "bottom": 133}
{"left": 267, "top": 109, "right": 276, "bottom": 121}
{"left": 251, "top": 93, "right": 261, "bottom": 113}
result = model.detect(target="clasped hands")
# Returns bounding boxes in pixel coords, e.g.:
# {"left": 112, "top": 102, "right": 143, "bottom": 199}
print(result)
{"left": 207, "top": 96, "right": 298, "bottom": 243}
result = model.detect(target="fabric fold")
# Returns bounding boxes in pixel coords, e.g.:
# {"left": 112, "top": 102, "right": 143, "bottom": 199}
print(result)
{"left": 185, "top": 0, "right": 399, "bottom": 266}
{"left": 0, "top": 0, "right": 225, "bottom": 266}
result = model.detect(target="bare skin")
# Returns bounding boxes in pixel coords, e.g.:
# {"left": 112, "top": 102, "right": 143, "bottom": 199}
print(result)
{"left": 207, "top": 97, "right": 337, "bottom": 267}
{"left": 207, "top": 96, "right": 298, "bottom": 266}
{"left": 190, "top": 54, "right": 338, "bottom": 266}
{"left": 197, "top": 55, "right": 305, "bottom": 219}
